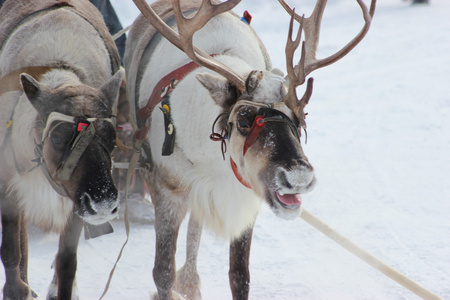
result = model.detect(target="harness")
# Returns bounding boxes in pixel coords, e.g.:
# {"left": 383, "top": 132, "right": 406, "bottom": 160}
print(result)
{"left": 1, "top": 96, "right": 116, "bottom": 238}
{"left": 211, "top": 100, "right": 301, "bottom": 189}
{"left": 36, "top": 111, "right": 116, "bottom": 240}
{"left": 130, "top": 9, "right": 261, "bottom": 161}
{"left": 135, "top": 63, "right": 300, "bottom": 190}
{"left": 131, "top": 9, "right": 297, "bottom": 189}
{"left": 135, "top": 58, "right": 218, "bottom": 141}
{"left": 0, "top": 64, "right": 115, "bottom": 197}
{"left": 28, "top": 112, "right": 114, "bottom": 198}
{"left": 0, "top": 66, "right": 54, "bottom": 96}
{"left": 38, "top": 112, "right": 115, "bottom": 184}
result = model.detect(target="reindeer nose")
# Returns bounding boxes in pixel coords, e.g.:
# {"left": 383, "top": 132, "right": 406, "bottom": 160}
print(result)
{"left": 276, "top": 163, "right": 316, "bottom": 193}
{"left": 79, "top": 185, "right": 118, "bottom": 213}
{"left": 80, "top": 193, "right": 98, "bottom": 215}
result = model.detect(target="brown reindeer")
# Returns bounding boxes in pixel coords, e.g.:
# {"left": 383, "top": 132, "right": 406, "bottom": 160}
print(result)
{"left": 126, "top": 0, "right": 376, "bottom": 299}
{"left": 0, "top": 0, "right": 123, "bottom": 299}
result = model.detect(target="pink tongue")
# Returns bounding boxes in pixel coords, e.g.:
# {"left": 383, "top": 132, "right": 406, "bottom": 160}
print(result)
{"left": 276, "top": 193, "right": 302, "bottom": 206}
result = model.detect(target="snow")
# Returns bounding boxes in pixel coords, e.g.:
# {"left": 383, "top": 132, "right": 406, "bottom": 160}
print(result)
{"left": 2, "top": 0, "right": 450, "bottom": 299}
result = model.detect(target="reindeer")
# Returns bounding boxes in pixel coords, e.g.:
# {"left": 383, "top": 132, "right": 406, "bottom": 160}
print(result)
{"left": 126, "top": 0, "right": 376, "bottom": 299}
{"left": 0, "top": 0, "right": 123, "bottom": 299}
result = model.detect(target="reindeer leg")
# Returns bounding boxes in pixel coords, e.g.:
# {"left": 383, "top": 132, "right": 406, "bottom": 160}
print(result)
{"left": 152, "top": 194, "right": 187, "bottom": 300}
{"left": 229, "top": 226, "right": 254, "bottom": 300}
{"left": 1, "top": 191, "right": 33, "bottom": 300}
{"left": 47, "top": 213, "right": 83, "bottom": 300}
{"left": 18, "top": 214, "right": 38, "bottom": 298}
{"left": 19, "top": 218, "right": 29, "bottom": 284}
{"left": 175, "top": 215, "right": 203, "bottom": 300}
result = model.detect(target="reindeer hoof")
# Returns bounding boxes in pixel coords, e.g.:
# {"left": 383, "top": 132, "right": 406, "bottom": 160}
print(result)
{"left": 47, "top": 279, "right": 79, "bottom": 300}
{"left": 3, "top": 281, "right": 36, "bottom": 300}
{"left": 175, "top": 266, "right": 202, "bottom": 300}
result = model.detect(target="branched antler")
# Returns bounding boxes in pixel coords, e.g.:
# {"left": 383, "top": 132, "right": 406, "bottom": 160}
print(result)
{"left": 280, "top": 0, "right": 376, "bottom": 129}
{"left": 133, "top": 0, "right": 246, "bottom": 92}
{"left": 132, "top": 0, "right": 376, "bottom": 129}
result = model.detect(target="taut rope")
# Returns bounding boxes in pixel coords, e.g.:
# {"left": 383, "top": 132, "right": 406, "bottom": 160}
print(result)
{"left": 301, "top": 209, "right": 443, "bottom": 300}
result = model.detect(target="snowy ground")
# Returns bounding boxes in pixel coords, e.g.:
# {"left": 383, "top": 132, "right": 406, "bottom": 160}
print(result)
{"left": 1, "top": 0, "right": 450, "bottom": 299}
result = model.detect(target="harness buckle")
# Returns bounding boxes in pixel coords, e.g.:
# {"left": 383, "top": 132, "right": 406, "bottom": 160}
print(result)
{"left": 77, "top": 122, "right": 90, "bottom": 132}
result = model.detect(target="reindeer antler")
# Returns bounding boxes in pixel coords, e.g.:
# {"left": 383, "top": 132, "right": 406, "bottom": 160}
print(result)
{"left": 133, "top": 0, "right": 246, "bottom": 92}
{"left": 280, "top": 0, "right": 376, "bottom": 129}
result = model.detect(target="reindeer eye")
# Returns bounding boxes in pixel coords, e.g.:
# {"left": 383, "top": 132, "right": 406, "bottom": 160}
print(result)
{"left": 50, "top": 133, "right": 67, "bottom": 150}
{"left": 237, "top": 119, "right": 250, "bottom": 129}
{"left": 49, "top": 123, "right": 74, "bottom": 150}
{"left": 53, "top": 135, "right": 63, "bottom": 144}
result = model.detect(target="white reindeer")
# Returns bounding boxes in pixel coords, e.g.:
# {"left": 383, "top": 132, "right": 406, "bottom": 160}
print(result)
{"left": 0, "top": 0, "right": 123, "bottom": 299}
{"left": 126, "top": 0, "right": 375, "bottom": 299}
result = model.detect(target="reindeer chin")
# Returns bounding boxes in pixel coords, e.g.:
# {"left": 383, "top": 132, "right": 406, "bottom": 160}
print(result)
{"left": 81, "top": 213, "right": 118, "bottom": 225}
{"left": 77, "top": 209, "right": 118, "bottom": 225}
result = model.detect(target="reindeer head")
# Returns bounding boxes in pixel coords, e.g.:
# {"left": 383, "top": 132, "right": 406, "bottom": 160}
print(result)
{"left": 197, "top": 68, "right": 314, "bottom": 218}
{"left": 134, "top": 0, "right": 375, "bottom": 218}
{"left": 20, "top": 70, "right": 123, "bottom": 225}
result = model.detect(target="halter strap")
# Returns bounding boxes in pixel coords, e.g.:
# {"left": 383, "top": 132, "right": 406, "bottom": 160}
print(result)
{"left": 42, "top": 111, "right": 114, "bottom": 142}
{"left": 211, "top": 101, "right": 300, "bottom": 190}
{"left": 39, "top": 111, "right": 115, "bottom": 181}
{"left": 230, "top": 158, "right": 252, "bottom": 189}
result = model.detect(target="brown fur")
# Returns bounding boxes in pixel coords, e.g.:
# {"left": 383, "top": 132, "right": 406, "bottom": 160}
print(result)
{"left": 0, "top": 0, "right": 120, "bottom": 75}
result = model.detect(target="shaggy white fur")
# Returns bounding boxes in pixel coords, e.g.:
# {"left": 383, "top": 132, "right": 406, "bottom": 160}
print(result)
{"left": 125, "top": 2, "right": 316, "bottom": 299}
{"left": 139, "top": 12, "right": 313, "bottom": 239}
{"left": 12, "top": 171, "right": 73, "bottom": 233}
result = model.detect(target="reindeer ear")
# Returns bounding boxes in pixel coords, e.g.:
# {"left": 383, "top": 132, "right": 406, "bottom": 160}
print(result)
{"left": 21, "top": 73, "right": 40, "bottom": 98}
{"left": 196, "top": 72, "right": 231, "bottom": 108}
{"left": 271, "top": 68, "right": 285, "bottom": 77}
{"left": 100, "top": 69, "right": 124, "bottom": 113}
{"left": 20, "top": 73, "right": 52, "bottom": 116}
{"left": 245, "top": 70, "right": 264, "bottom": 94}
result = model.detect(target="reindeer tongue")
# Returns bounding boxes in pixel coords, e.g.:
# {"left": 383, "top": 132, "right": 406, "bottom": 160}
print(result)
{"left": 276, "top": 193, "right": 302, "bottom": 206}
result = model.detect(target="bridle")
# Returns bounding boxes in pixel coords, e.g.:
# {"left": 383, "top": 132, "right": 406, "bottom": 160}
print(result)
{"left": 210, "top": 99, "right": 302, "bottom": 189}
{"left": 33, "top": 111, "right": 115, "bottom": 197}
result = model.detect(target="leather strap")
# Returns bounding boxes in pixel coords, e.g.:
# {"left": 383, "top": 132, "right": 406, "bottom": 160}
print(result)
{"left": 230, "top": 158, "right": 252, "bottom": 189}
{"left": 243, "top": 116, "right": 266, "bottom": 156}
{"left": 135, "top": 60, "right": 202, "bottom": 140}
{"left": 135, "top": 54, "right": 219, "bottom": 140}
{"left": 0, "top": 66, "right": 53, "bottom": 96}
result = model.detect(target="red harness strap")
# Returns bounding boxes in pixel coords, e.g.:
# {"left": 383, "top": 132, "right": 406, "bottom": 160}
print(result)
{"left": 135, "top": 60, "right": 202, "bottom": 140}
{"left": 230, "top": 115, "right": 267, "bottom": 189}
{"left": 243, "top": 116, "right": 266, "bottom": 155}
{"left": 230, "top": 158, "right": 252, "bottom": 189}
